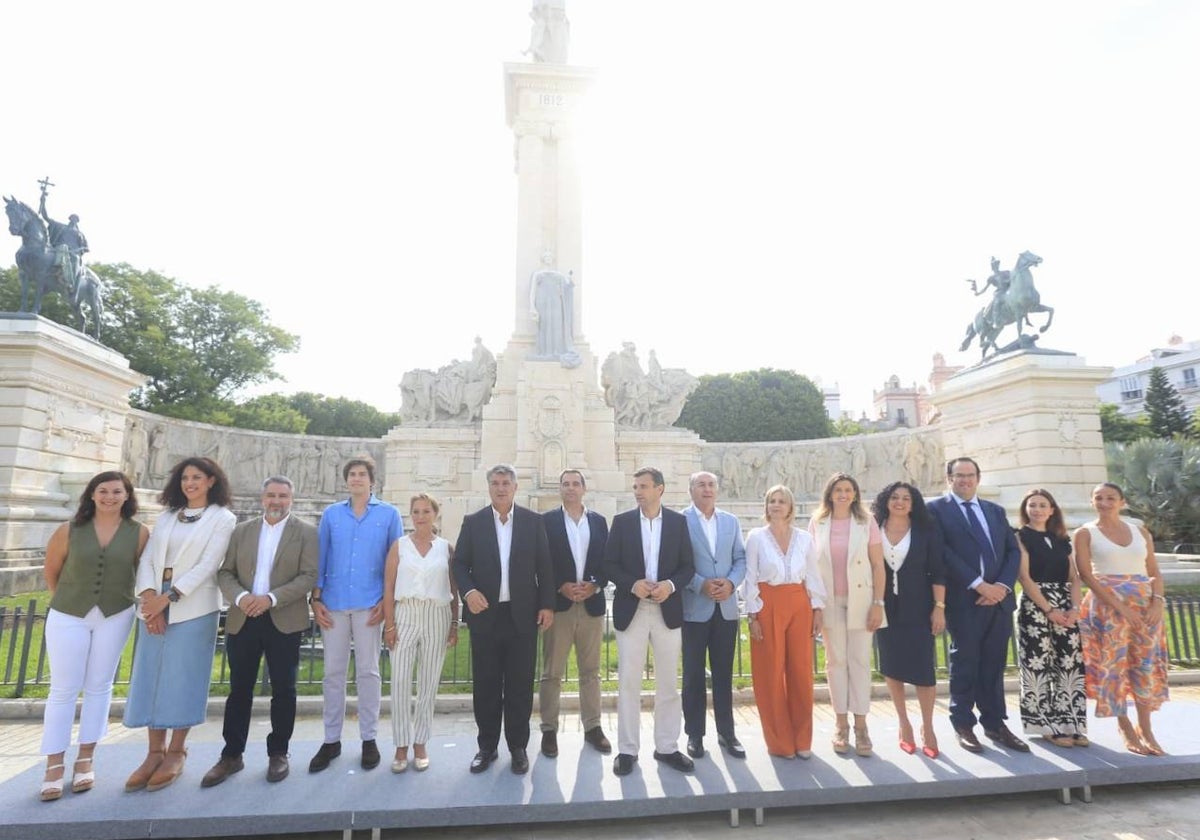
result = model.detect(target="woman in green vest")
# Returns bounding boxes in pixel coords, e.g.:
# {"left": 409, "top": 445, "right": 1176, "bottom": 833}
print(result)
{"left": 39, "top": 471, "right": 149, "bottom": 801}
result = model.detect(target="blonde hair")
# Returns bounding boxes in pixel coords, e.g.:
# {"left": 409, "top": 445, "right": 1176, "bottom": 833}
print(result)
{"left": 762, "top": 484, "right": 796, "bottom": 523}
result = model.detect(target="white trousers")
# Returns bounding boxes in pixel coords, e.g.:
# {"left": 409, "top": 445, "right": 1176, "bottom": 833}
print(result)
{"left": 389, "top": 598, "right": 450, "bottom": 747}
{"left": 321, "top": 608, "right": 382, "bottom": 742}
{"left": 41, "top": 605, "right": 136, "bottom": 755}
{"left": 615, "top": 600, "right": 681, "bottom": 755}
{"left": 823, "top": 595, "right": 874, "bottom": 716}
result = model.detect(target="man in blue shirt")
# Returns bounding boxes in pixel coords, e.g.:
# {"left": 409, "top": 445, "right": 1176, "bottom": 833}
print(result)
{"left": 308, "top": 455, "right": 402, "bottom": 773}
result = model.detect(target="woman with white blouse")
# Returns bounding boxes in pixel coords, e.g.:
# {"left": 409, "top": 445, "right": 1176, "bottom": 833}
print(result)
{"left": 382, "top": 493, "right": 460, "bottom": 772}
{"left": 744, "top": 485, "right": 827, "bottom": 759}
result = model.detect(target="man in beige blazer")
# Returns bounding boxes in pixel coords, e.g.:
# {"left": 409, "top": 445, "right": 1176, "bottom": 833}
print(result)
{"left": 201, "top": 476, "right": 318, "bottom": 787}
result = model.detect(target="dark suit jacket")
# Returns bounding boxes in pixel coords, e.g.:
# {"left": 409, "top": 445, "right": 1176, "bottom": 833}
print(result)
{"left": 542, "top": 507, "right": 609, "bottom": 616}
{"left": 927, "top": 494, "right": 1019, "bottom": 613}
{"left": 217, "top": 516, "right": 319, "bottom": 636}
{"left": 881, "top": 519, "right": 946, "bottom": 627}
{"left": 452, "top": 504, "right": 555, "bottom": 635}
{"left": 603, "top": 507, "right": 695, "bottom": 632}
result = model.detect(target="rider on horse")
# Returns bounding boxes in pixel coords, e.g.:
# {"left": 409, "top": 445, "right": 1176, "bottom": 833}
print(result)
{"left": 39, "top": 180, "right": 88, "bottom": 296}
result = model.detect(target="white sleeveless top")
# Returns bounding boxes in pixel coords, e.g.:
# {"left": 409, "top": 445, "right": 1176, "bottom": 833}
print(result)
{"left": 1084, "top": 523, "right": 1148, "bottom": 576}
{"left": 393, "top": 535, "right": 453, "bottom": 602}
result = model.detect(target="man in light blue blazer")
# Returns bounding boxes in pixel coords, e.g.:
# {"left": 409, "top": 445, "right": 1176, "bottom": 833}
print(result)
{"left": 681, "top": 471, "right": 748, "bottom": 759}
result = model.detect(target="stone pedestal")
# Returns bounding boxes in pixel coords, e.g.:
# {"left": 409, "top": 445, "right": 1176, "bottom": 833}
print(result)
{"left": 383, "top": 425, "right": 481, "bottom": 542}
{"left": 0, "top": 316, "right": 146, "bottom": 590}
{"left": 935, "top": 350, "right": 1112, "bottom": 524}
{"left": 478, "top": 337, "right": 626, "bottom": 515}
{"left": 614, "top": 428, "right": 704, "bottom": 509}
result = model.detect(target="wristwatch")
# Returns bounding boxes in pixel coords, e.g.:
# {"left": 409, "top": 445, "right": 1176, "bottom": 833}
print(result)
{"left": 872, "top": 599, "right": 885, "bottom": 607}
{"left": 167, "top": 587, "right": 182, "bottom": 603}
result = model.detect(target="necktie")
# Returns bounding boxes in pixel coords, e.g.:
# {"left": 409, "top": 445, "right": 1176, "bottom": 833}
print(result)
{"left": 963, "top": 501, "right": 998, "bottom": 576}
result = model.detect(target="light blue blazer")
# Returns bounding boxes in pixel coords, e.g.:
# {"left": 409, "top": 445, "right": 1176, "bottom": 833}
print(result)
{"left": 681, "top": 505, "right": 747, "bottom": 622}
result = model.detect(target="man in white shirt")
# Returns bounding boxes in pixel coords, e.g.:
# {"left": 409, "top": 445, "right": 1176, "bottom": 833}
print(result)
{"left": 452, "top": 464, "right": 556, "bottom": 775}
{"left": 538, "top": 470, "right": 611, "bottom": 758}
{"left": 603, "top": 467, "right": 696, "bottom": 776}
{"left": 203, "top": 477, "right": 318, "bottom": 787}
{"left": 681, "top": 471, "right": 748, "bottom": 760}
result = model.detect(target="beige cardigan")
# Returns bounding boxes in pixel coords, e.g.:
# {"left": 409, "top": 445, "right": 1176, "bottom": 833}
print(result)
{"left": 809, "top": 515, "right": 886, "bottom": 631}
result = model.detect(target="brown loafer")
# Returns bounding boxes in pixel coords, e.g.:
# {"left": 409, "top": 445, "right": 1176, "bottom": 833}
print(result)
{"left": 584, "top": 726, "right": 612, "bottom": 754}
{"left": 124, "top": 750, "right": 165, "bottom": 792}
{"left": 954, "top": 725, "right": 984, "bottom": 754}
{"left": 146, "top": 748, "right": 187, "bottom": 792}
{"left": 984, "top": 725, "right": 1031, "bottom": 753}
{"left": 200, "top": 755, "right": 243, "bottom": 788}
{"left": 267, "top": 754, "right": 290, "bottom": 783}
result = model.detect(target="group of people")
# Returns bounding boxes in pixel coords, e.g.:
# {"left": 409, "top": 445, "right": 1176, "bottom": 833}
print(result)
{"left": 36, "top": 453, "right": 1171, "bottom": 801}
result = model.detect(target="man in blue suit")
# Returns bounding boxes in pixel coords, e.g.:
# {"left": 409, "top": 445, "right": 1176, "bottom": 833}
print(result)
{"left": 681, "top": 471, "right": 747, "bottom": 759}
{"left": 927, "top": 457, "right": 1029, "bottom": 753}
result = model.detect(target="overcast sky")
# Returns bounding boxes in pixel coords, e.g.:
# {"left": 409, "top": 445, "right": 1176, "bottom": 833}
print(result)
{"left": 4, "top": 1, "right": 1198, "bottom": 416}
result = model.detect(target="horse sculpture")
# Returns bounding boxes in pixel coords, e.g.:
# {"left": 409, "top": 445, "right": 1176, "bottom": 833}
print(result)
{"left": 959, "top": 250, "right": 1053, "bottom": 359}
{"left": 4, "top": 196, "right": 103, "bottom": 339}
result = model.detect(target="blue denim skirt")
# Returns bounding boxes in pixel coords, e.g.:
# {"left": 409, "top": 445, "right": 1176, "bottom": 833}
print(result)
{"left": 123, "top": 610, "right": 218, "bottom": 729}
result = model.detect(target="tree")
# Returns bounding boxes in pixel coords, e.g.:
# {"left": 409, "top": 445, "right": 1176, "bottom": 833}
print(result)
{"left": 1107, "top": 438, "right": 1200, "bottom": 547}
{"left": 1, "top": 263, "right": 299, "bottom": 424}
{"left": 676, "top": 368, "right": 831, "bottom": 442}
{"left": 281, "top": 392, "right": 400, "bottom": 437}
{"left": 1143, "top": 366, "right": 1192, "bottom": 438}
{"left": 227, "top": 394, "right": 310, "bottom": 434}
{"left": 1099, "top": 403, "right": 1152, "bottom": 444}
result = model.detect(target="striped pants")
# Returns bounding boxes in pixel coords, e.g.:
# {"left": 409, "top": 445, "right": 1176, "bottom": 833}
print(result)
{"left": 389, "top": 598, "right": 452, "bottom": 747}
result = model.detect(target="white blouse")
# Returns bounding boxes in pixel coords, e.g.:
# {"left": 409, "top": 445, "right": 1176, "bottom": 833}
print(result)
{"left": 743, "top": 526, "right": 828, "bottom": 613}
{"left": 393, "top": 536, "right": 454, "bottom": 602}
{"left": 882, "top": 528, "right": 912, "bottom": 595}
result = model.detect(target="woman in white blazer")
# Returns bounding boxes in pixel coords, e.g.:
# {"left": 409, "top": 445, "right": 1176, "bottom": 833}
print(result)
{"left": 123, "top": 457, "right": 236, "bottom": 793}
{"left": 809, "top": 473, "right": 886, "bottom": 757}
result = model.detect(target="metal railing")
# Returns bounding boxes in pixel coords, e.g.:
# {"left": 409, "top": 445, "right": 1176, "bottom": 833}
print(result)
{"left": 4, "top": 598, "right": 1200, "bottom": 698}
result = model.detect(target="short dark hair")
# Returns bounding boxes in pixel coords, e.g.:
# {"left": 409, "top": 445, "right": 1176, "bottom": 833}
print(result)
{"left": 160, "top": 457, "right": 231, "bottom": 510}
{"left": 633, "top": 467, "right": 665, "bottom": 487}
{"left": 74, "top": 471, "right": 138, "bottom": 525}
{"left": 946, "top": 457, "right": 982, "bottom": 478}
{"left": 559, "top": 469, "right": 586, "bottom": 488}
{"left": 342, "top": 455, "right": 376, "bottom": 483}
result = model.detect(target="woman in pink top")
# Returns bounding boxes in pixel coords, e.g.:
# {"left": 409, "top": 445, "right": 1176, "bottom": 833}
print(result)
{"left": 1075, "top": 482, "right": 1168, "bottom": 756}
{"left": 809, "top": 473, "right": 886, "bottom": 756}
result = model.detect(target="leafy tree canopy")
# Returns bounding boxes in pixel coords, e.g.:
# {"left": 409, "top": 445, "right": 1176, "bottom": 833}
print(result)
{"left": 1107, "top": 438, "right": 1200, "bottom": 547}
{"left": 282, "top": 392, "right": 399, "bottom": 437}
{"left": 1144, "top": 366, "right": 1192, "bottom": 439}
{"left": 677, "top": 368, "right": 831, "bottom": 442}
{"left": 1099, "top": 403, "right": 1152, "bottom": 444}
{"left": 1, "top": 262, "right": 300, "bottom": 425}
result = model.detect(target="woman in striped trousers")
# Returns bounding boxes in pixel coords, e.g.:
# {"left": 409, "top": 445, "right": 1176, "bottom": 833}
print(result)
{"left": 383, "top": 493, "right": 460, "bottom": 772}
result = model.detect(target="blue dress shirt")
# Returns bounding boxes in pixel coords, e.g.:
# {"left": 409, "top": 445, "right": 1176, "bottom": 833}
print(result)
{"left": 316, "top": 494, "right": 403, "bottom": 611}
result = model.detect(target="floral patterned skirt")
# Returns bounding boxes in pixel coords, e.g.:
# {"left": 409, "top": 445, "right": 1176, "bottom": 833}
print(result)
{"left": 1078, "top": 575, "right": 1169, "bottom": 718}
{"left": 1018, "top": 583, "right": 1086, "bottom": 736}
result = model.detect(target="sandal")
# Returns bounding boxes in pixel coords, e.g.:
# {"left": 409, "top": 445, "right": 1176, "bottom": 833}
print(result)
{"left": 1072, "top": 734, "right": 1090, "bottom": 748}
{"left": 832, "top": 725, "right": 850, "bottom": 754}
{"left": 40, "top": 764, "right": 65, "bottom": 802}
{"left": 71, "top": 756, "right": 95, "bottom": 794}
{"left": 854, "top": 725, "right": 873, "bottom": 757}
{"left": 125, "top": 750, "right": 165, "bottom": 792}
{"left": 1117, "top": 719, "right": 1148, "bottom": 756}
{"left": 898, "top": 722, "right": 916, "bottom": 754}
{"left": 1045, "top": 733, "right": 1075, "bottom": 748}
{"left": 146, "top": 748, "right": 187, "bottom": 792}
{"left": 1136, "top": 727, "right": 1165, "bottom": 756}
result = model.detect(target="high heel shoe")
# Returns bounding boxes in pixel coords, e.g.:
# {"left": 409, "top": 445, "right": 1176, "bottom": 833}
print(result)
{"left": 898, "top": 724, "right": 916, "bottom": 754}
{"left": 40, "top": 764, "right": 65, "bottom": 802}
{"left": 832, "top": 725, "right": 850, "bottom": 754}
{"left": 854, "top": 725, "right": 873, "bottom": 757}
{"left": 920, "top": 725, "right": 939, "bottom": 759}
{"left": 146, "top": 748, "right": 187, "bottom": 792}
{"left": 71, "top": 756, "right": 95, "bottom": 794}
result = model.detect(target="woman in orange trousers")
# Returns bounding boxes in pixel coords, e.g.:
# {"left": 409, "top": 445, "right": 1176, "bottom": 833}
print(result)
{"left": 743, "top": 485, "right": 827, "bottom": 758}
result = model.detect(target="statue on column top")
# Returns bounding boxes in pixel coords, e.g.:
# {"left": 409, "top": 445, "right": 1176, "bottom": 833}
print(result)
{"left": 524, "top": 0, "right": 570, "bottom": 64}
